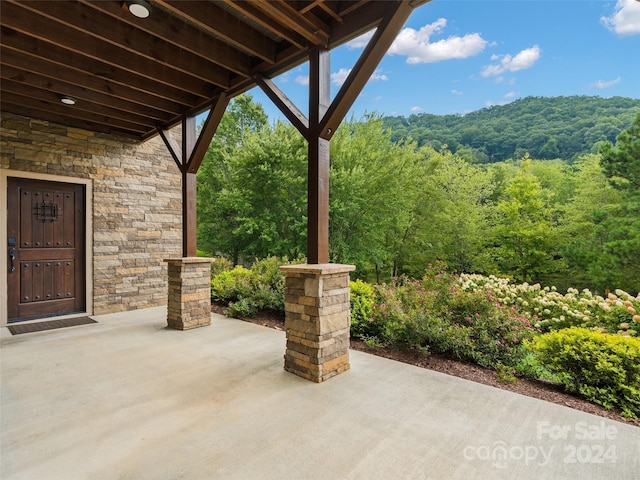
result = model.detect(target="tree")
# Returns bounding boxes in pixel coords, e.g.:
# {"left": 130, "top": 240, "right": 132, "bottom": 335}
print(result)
{"left": 329, "top": 116, "right": 426, "bottom": 280}
{"left": 560, "top": 154, "right": 624, "bottom": 291}
{"left": 595, "top": 112, "right": 640, "bottom": 293}
{"left": 599, "top": 112, "right": 640, "bottom": 190}
{"left": 414, "top": 150, "right": 496, "bottom": 274}
{"left": 493, "top": 159, "right": 563, "bottom": 283}
{"left": 197, "top": 94, "right": 268, "bottom": 260}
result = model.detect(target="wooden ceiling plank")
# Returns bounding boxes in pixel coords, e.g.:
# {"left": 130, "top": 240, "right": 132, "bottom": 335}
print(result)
{"left": 0, "top": 102, "right": 130, "bottom": 137}
{"left": 255, "top": 76, "right": 309, "bottom": 138}
{"left": 1, "top": 1, "right": 220, "bottom": 97}
{"left": 299, "top": 1, "right": 324, "bottom": 15}
{"left": 221, "top": 0, "right": 307, "bottom": 50}
{"left": 1, "top": 64, "right": 170, "bottom": 123}
{"left": 0, "top": 78, "right": 157, "bottom": 128}
{"left": 1, "top": 91, "right": 149, "bottom": 134}
{"left": 154, "top": 1, "right": 277, "bottom": 65}
{"left": 317, "top": 2, "right": 344, "bottom": 23}
{"left": 80, "top": 0, "right": 255, "bottom": 76}
{"left": 8, "top": 0, "right": 232, "bottom": 89}
{"left": 320, "top": 1, "right": 414, "bottom": 139}
{"left": 254, "top": 0, "right": 329, "bottom": 46}
{"left": 0, "top": 35, "right": 188, "bottom": 113}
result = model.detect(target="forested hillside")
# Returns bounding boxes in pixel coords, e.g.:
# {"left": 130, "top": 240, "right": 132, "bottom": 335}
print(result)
{"left": 383, "top": 96, "right": 640, "bottom": 163}
{"left": 197, "top": 95, "right": 640, "bottom": 295}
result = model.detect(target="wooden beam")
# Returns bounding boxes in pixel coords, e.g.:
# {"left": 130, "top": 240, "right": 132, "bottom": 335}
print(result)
{"left": 82, "top": 0, "right": 256, "bottom": 76}
{"left": 0, "top": 30, "right": 197, "bottom": 108}
{"left": 221, "top": 0, "right": 307, "bottom": 49}
{"left": 182, "top": 172, "right": 198, "bottom": 257}
{"left": 154, "top": 1, "right": 277, "bottom": 64}
{"left": 1, "top": 1, "right": 222, "bottom": 96}
{"left": 157, "top": 127, "right": 183, "bottom": 171}
{"left": 253, "top": 0, "right": 330, "bottom": 46}
{"left": 307, "top": 47, "right": 331, "bottom": 264}
{"left": 254, "top": 77, "right": 309, "bottom": 138}
{"left": 320, "top": 1, "right": 413, "bottom": 139}
{"left": 187, "top": 93, "right": 230, "bottom": 174}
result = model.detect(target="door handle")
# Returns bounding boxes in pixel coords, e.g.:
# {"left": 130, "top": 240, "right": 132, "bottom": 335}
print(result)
{"left": 8, "top": 248, "right": 16, "bottom": 273}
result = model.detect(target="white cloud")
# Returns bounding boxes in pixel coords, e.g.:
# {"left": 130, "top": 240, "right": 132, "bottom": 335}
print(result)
{"left": 331, "top": 68, "right": 350, "bottom": 86}
{"left": 593, "top": 77, "right": 622, "bottom": 88}
{"left": 410, "top": 106, "right": 423, "bottom": 112}
{"left": 295, "top": 75, "right": 309, "bottom": 86}
{"left": 451, "top": 89, "right": 464, "bottom": 95}
{"left": 601, "top": 0, "right": 640, "bottom": 35}
{"left": 347, "top": 30, "right": 374, "bottom": 49}
{"left": 481, "top": 45, "right": 541, "bottom": 77}
{"left": 330, "top": 68, "right": 388, "bottom": 87}
{"left": 389, "top": 18, "right": 488, "bottom": 64}
{"left": 504, "top": 91, "right": 519, "bottom": 99}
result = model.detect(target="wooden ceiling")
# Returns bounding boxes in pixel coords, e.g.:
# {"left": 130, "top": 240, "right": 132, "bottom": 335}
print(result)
{"left": 0, "top": 0, "right": 428, "bottom": 141}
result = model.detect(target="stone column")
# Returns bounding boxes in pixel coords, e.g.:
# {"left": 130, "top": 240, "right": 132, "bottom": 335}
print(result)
{"left": 280, "top": 264, "right": 356, "bottom": 382}
{"left": 164, "top": 258, "right": 211, "bottom": 330}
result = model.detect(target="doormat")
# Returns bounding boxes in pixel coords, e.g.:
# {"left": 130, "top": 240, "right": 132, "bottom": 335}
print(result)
{"left": 7, "top": 317, "right": 97, "bottom": 335}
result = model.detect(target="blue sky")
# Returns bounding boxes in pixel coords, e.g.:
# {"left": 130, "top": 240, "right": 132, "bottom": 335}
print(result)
{"left": 246, "top": 0, "right": 640, "bottom": 122}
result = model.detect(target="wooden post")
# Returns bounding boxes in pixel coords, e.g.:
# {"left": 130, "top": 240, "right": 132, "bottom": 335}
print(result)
{"left": 307, "top": 47, "right": 331, "bottom": 264}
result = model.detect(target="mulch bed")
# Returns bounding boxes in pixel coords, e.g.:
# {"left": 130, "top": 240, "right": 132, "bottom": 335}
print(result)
{"left": 211, "top": 302, "right": 639, "bottom": 427}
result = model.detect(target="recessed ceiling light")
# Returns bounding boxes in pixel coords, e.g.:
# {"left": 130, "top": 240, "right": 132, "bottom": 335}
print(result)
{"left": 125, "top": 0, "right": 152, "bottom": 19}
{"left": 60, "top": 96, "right": 77, "bottom": 105}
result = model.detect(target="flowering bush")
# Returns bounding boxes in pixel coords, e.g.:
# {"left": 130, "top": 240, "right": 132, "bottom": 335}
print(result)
{"left": 459, "top": 274, "right": 640, "bottom": 336}
{"left": 369, "top": 264, "right": 537, "bottom": 367}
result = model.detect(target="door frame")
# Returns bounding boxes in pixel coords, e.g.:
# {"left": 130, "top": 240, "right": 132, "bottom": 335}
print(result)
{"left": 1, "top": 170, "right": 93, "bottom": 326}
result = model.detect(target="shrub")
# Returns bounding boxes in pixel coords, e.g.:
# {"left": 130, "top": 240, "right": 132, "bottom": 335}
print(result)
{"left": 210, "top": 256, "right": 287, "bottom": 317}
{"left": 210, "top": 256, "right": 234, "bottom": 277}
{"left": 459, "top": 274, "right": 640, "bottom": 336}
{"left": 370, "top": 266, "right": 536, "bottom": 367}
{"left": 350, "top": 280, "right": 375, "bottom": 339}
{"left": 528, "top": 328, "right": 640, "bottom": 418}
{"left": 211, "top": 266, "right": 252, "bottom": 303}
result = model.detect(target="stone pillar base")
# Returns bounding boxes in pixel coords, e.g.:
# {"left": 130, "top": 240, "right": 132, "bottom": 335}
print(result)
{"left": 280, "top": 263, "right": 356, "bottom": 382}
{"left": 164, "top": 258, "right": 211, "bottom": 330}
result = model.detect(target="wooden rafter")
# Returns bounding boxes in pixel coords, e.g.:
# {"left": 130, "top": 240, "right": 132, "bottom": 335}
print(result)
{"left": 0, "top": 0, "right": 428, "bottom": 140}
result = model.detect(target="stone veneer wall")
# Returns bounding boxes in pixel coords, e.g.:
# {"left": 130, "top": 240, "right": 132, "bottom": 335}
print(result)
{"left": 0, "top": 112, "right": 182, "bottom": 315}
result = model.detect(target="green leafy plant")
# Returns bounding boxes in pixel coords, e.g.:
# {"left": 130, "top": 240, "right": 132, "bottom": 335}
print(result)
{"left": 528, "top": 328, "right": 640, "bottom": 418}
{"left": 350, "top": 279, "right": 375, "bottom": 339}
{"left": 210, "top": 256, "right": 288, "bottom": 317}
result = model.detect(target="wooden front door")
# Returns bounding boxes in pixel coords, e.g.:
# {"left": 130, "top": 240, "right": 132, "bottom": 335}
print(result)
{"left": 7, "top": 177, "right": 86, "bottom": 322}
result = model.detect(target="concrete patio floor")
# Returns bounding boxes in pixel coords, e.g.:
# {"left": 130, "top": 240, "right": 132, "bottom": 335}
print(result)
{"left": 1, "top": 307, "right": 638, "bottom": 480}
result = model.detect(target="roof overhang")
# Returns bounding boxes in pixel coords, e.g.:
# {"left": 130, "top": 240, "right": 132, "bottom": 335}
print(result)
{"left": 1, "top": 0, "right": 429, "bottom": 141}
